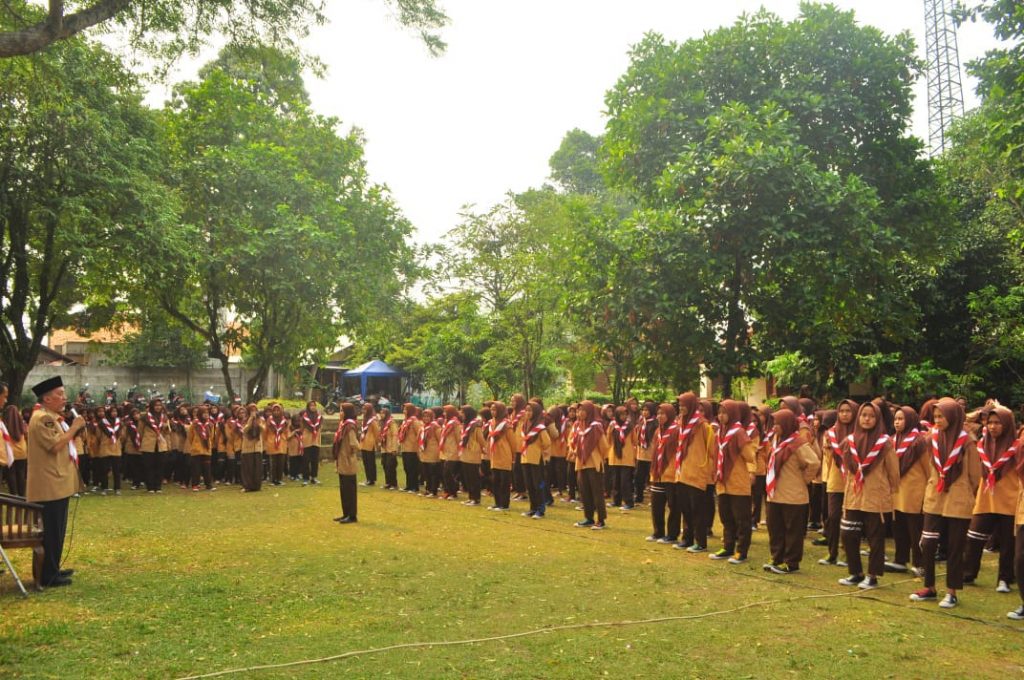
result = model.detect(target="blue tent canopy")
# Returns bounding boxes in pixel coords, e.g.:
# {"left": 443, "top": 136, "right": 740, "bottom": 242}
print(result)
{"left": 342, "top": 360, "right": 406, "bottom": 400}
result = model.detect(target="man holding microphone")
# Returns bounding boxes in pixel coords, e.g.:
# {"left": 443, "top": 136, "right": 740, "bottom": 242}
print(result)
{"left": 26, "top": 376, "right": 85, "bottom": 588}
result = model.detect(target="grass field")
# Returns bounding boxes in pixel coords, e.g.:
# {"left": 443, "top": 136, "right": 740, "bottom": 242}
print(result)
{"left": 2, "top": 470, "right": 1023, "bottom": 679}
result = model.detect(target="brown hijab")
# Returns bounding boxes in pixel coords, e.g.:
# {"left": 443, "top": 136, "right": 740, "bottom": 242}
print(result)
{"left": 844, "top": 401, "right": 888, "bottom": 483}
{"left": 718, "top": 399, "right": 751, "bottom": 482}
{"left": 980, "top": 405, "right": 1018, "bottom": 485}
{"left": 577, "top": 400, "right": 604, "bottom": 464}
{"left": 932, "top": 397, "right": 967, "bottom": 491}
{"left": 771, "top": 409, "right": 801, "bottom": 476}
{"left": 651, "top": 403, "right": 679, "bottom": 480}
{"left": 676, "top": 391, "right": 703, "bottom": 459}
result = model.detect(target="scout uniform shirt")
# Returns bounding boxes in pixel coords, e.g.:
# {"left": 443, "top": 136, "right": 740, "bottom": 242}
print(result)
{"left": 923, "top": 440, "right": 982, "bottom": 519}
{"left": 842, "top": 441, "right": 901, "bottom": 513}
{"left": 358, "top": 417, "right": 380, "bottom": 452}
{"left": 768, "top": 443, "right": 821, "bottom": 505}
{"left": 335, "top": 424, "right": 360, "bottom": 476}
{"left": 26, "top": 407, "right": 83, "bottom": 502}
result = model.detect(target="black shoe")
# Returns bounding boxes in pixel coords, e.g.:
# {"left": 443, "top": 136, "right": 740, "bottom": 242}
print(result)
{"left": 811, "top": 537, "right": 828, "bottom": 546}
{"left": 44, "top": 576, "right": 73, "bottom": 588}
{"left": 338, "top": 516, "right": 357, "bottom": 524}
{"left": 59, "top": 569, "right": 75, "bottom": 578}
{"left": 334, "top": 516, "right": 346, "bottom": 522}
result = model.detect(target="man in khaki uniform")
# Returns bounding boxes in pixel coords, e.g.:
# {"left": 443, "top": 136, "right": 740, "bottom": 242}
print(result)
{"left": 26, "top": 376, "right": 85, "bottom": 588}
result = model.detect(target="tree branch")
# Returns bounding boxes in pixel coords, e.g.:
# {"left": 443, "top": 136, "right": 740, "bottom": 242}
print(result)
{"left": 0, "top": 0, "right": 131, "bottom": 58}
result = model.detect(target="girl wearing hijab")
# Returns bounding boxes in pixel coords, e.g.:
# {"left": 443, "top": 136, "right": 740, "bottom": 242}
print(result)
{"left": 3, "top": 404, "right": 28, "bottom": 496}
{"left": 763, "top": 409, "right": 820, "bottom": 574}
{"left": 521, "top": 401, "right": 552, "bottom": 518}
{"left": 333, "top": 402, "right": 360, "bottom": 523}
{"left": 819, "top": 399, "right": 858, "bottom": 566}
{"left": 187, "top": 404, "right": 216, "bottom": 492}
{"left": 607, "top": 405, "right": 637, "bottom": 511}
{"left": 751, "top": 407, "right": 772, "bottom": 530}
{"left": 811, "top": 410, "right": 836, "bottom": 547}
{"left": 508, "top": 394, "right": 528, "bottom": 501}
{"left": 910, "top": 398, "right": 983, "bottom": 608}
{"left": 240, "top": 404, "right": 265, "bottom": 493}
{"left": 123, "top": 407, "right": 143, "bottom": 489}
{"left": 398, "top": 404, "right": 422, "bottom": 493}
{"left": 488, "top": 401, "right": 514, "bottom": 511}
{"left": 647, "top": 403, "right": 680, "bottom": 543}
{"left": 963, "top": 405, "right": 1019, "bottom": 592}
{"left": 438, "top": 404, "right": 463, "bottom": 500}
{"left": 711, "top": 400, "right": 757, "bottom": 564}
{"left": 674, "top": 392, "right": 716, "bottom": 552}
{"left": 565, "top": 404, "right": 580, "bottom": 503}
{"left": 300, "top": 400, "right": 323, "bottom": 485}
{"left": 358, "top": 403, "right": 380, "bottom": 487}
{"left": 1009, "top": 446, "right": 1024, "bottom": 620}
{"left": 418, "top": 408, "right": 442, "bottom": 498}
{"left": 574, "top": 400, "right": 608, "bottom": 529}
{"left": 378, "top": 407, "right": 399, "bottom": 490}
{"left": 479, "top": 406, "right": 493, "bottom": 496}
{"left": 170, "top": 404, "right": 192, "bottom": 488}
{"left": 546, "top": 405, "right": 569, "bottom": 499}
{"left": 141, "top": 399, "right": 171, "bottom": 493}
{"left": 887, "top": 405, "right": 931, "bottom": 575}
{"left": 459, "top": 405, "right": 485, "bottom": 506}
{"left": 635, "top": 401, "right": 657, "bottom": 505}
{"left": 265, "top": 403, "right": 290, "bottom": 486}
{"left": 288, "top": 413, "right": 304, "bottom": 481}
{"left": 837, "top": 401, "right": 900, "bottom": 589}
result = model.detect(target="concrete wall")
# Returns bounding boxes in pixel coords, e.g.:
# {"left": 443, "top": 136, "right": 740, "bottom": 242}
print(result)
{"left": 23, "top": 364, "right": 252, "bottom": 402}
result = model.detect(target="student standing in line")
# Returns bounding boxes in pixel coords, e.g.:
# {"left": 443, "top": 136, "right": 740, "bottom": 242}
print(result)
{"left": 546, "top": 405, "right": 569, "bottom": 499}
{"left": 398, "top": 404, "right": 422, "bottom": 493}
{"left": 634, "top": 401, "right": 657, "bottom": 506}
{"left": 287, "top": 414, "right": 304, "bottom": 481}
{"left": 439, "top": 404, "right": 463, "bottom": 500}
{"left": 459, "top": 405, "right": 485, "bottom": 506}
{"left": 573, "top": 400, "right": 608, "bottom": 530}
{"left": 564, "top": 404, "right": 579, "bottom": 503}
{"left": 887, "top": 405, "right": 930, "bottom": 575}
{"left": 3, "top": 404, "right": 28, "bottom": 496}
{"left": 170, "top": 405, "right": 191, "bottom": 488}
{"left": 508, "top": 394, "right": 528, "bottom": 501}
{"left": 607, "top": 405, "right": 637, "bottom": 511}
{"left": 93, "top": 405, "right": 123, "bottom": 495}
{"left": 819, "top": 399, "right": 858, "bottom": 566}
{"left": 763, "top": 409, "right": 820, "bottom": 575}
{"left": 265, "top": 403, "right": 290, "bottom": 486}
{"left": 963, "top": 405, "right": 1020, "bottom": 592}
{"left": 751, "top": 406, "right": 772, "bottom": 531}
{"left": 333, "top": 402, "right": 360, "bottom": 524}
{"left": 123, "top": 407, "right": 143, "bottom": 489}
{"left": 187, "top": 404, "right": 217, "bottom": 492}
{"left": 300, "top": 401, "right": 323, "bottom": 485}
{"left": 487, "top": 402, "right": 514, "bottom": 511}
{"left": 710, "top": 400, "right": 756, "bottom": 564}
{"left": 378, "top": 407, "right": 399, "bottom": 490}
{"left": 225, "top": 405, "right": 245, "bottom": 486}
{"left": 647, "top": 403, "right": 680, "bottom": 544}
{"left": 140, "top": 399, "right": 171, "bottom": 494}
{"left": 239, "top": 404, "right": 265, "bottom": 493}
{"left": 674, "top": 392, "right": 716, "bottom": 553}
{"left": 418, "top": 407, "right": 442, "bottom": 498}
{"left": 837, "top": 401, "right": 899, "bottom": 590}
{"left": 1008, "top": 446, "right": 1024, "bottom": 620}
{"left": 358, "top": 403, "right": 380, "bottom": 487}
{"left": 479, "top": 407, "right": 493, "bottom": 496}
{"left": 910, "top": 398, "right": 983, "bottom": 609}
{"left": 520, "top": 400, "right": 551, "bottom": 518}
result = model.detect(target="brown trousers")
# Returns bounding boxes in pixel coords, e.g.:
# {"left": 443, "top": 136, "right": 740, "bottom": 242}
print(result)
{"left": 767, "top": 502, "right": 807, "bottom": 568}
{"left": 893, "top": 511, "right": 924, "bottom": 567}
{"left": 578, "top": 468, "right": 607, "bottom": 523}
{"left": 240, "top": 452, "right": 262, "bottom": 491}
{"left": 841, "top": 509, "right": 886, "bottom": 577}
{"left": 965, "top": 513, "right": 1016, "bottom": 584}
{"left": 920, "top": 513, "right": 970, "bottom": 590}
{"left": 719, "top": 494, "right": 752, "bottom": 558}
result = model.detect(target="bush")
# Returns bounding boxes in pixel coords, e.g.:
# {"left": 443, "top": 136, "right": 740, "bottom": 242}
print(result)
{"left": 257, "top": 398, "right": 309, "bottom": 412}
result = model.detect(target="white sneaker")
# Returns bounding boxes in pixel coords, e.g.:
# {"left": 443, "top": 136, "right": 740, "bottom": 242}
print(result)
{"left": 857, "top": 576, "right": 878, "bottom": 590}
{"left": 838, "top": 575, "right": 864, "bottom": 587}
{"left": 1008, "top": 606, "right": 1024, "bottom": 620}
{"left": 997, "top": 581, "right": 1011, "bottom": 593}
{"left": 939, "top": 593, "right": 958, "bottom": 609}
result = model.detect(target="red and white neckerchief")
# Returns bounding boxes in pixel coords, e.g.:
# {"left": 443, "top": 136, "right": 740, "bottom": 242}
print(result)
{"left": 488, "top": 418, "right": 509, "bottom": 455}
{"left": 611, "top": 420, "right": 631, "bottom": 446}
{"left": 637, "top": 416, "right": 650, "bottom": 449}
{"left": 303, "top": 410, "right": 322, "bottom": 433}
{"left": 194, "top": 418, "right": 211, "bottom": 444}
{"left": 173, "top": 416, "right": 191, "bottom": 433}
{"left": 715, "top": 422, "right": 743, "bottom": 482}
{"left": 573, "top": 421, "right": 603, "bottom": 464}
{"left": 931, "top": 429, "right": 969, "bottom": 493}
{"left": 977, "top": 435, "right": 1019, "bottom": 493}
{"left": 212, "top": 412, "right": 225, "bottom": 427}
{"left": 398, "top": 416, "right": 418, "bottom": 442}
{"left": 673, "top": 414, "right": 703, "bottom": 470}
{"left": 228, "top": 417, "right": 244, "bottom": 436}
{"left": 333, "top": 418, "right": 357, "bottom": 444}
{"left": 101, "top": 416, "right": 121, "bottom": 445}
{"left": 846, "top": 433, "right": 891, "bottom": 492}
{"left": 765, "top": 433, "right": 799, "bottom": 501}
{"left": 510, "top": 409, "right": 526, "bottom": 428}
{"left": 656, "top": 423, "right": 680, "bottom": 462}
{"left": 419, "top": 421, "right": 439, "bottom": 451}
{"left": 919, "top": 419, "right": 933, "bottom": 431}
{"left": 459, "top": 417, "right": 483, "bottom": 455}
{"left": 378, "top": 416, "right": 393, "bottom": 440}
{"left": 145, "top": 412, "right": 168, "bottom": 433}
{"left": 269, "top": 417, "right": 288, "bottom": 447}
{"left": 558, "top": 415, "right": 569, "bottom": 438}
{"left": 361, "top": 415, "right": 378, "bottom": 441}
{"left": 521, "top": 421, "right": 548, "bottom": 452}
{"left": 125, "top": 419, "right": 142, "bottom": 448}
{"left": 439, "top": 417, "right": 459, "bottom": 445}
{"left": 0, "top": 420, "right": 13, "bottom": 466}
{"left": 826, "top": 427, "right": 847, "bottom": 478}
{"left": 895, "top": 429, "right": 920, "bottom": 458}
{"left": 745, "top": 422, "right": 758, "bottom": 439}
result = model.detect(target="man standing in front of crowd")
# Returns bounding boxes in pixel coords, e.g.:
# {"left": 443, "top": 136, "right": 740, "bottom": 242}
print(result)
{"left": 26, "top": 376, "right": 85, "bottom": 588}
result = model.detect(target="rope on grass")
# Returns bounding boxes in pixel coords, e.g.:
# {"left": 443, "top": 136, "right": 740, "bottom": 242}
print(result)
{"left": 174, "top": 574, "right": 937, "bottom": 680}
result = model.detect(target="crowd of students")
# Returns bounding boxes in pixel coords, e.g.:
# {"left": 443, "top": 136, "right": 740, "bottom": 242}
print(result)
{"left": 3, "top": 388, "right": 1022, "bottom": 620}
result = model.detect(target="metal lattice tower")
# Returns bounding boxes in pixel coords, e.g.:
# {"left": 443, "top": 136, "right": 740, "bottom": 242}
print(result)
{"left": 924, "top": 0, "right": 965, "bottom": 156}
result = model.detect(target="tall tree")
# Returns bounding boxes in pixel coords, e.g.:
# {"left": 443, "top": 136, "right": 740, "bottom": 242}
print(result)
{"left": 0, "top": 29, "right": 181, "bottom": 398}
{"left": 156, "top": 44, "right": 416, "bottom": 400}
{"left": 0, "top": 0, "right": 448, "bottom": 60}
{"left": 602, "top": 3, "right": 943, "bottom": 393}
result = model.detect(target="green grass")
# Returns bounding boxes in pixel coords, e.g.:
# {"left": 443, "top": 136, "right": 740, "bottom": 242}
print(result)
{"left": 2, "top": 471, "right": 1023, "bottom": 679}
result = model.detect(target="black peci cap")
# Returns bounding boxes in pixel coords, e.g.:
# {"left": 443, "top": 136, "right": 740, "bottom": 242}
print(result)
{"left": 31, "top": 376, "right": 64, "bottom": 398}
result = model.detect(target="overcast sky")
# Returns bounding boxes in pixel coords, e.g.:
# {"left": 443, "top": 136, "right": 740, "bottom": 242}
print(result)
{"left": 147, "top": 1, "right": 999, "bottom": 243}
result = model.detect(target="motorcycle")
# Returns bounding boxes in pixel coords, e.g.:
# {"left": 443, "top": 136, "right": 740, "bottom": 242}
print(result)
{"left": 77, "top": 384, "right": 96, "bottom": 408}
{"left": 203, "top": 386, "right": 222, "bottom": 404}
{"left": 104, "top": 382, "right": 118, "bottom": 406}
{"left": 167, "top": 385, "right": 185, "bottom": 409}
{"left": 321, "top": 385, "right": 343, "bottom": 415}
